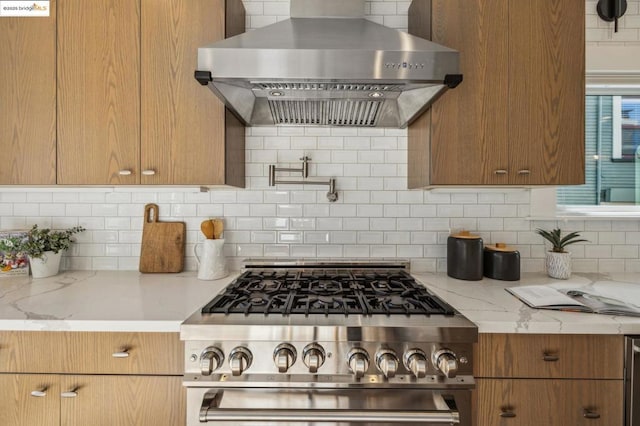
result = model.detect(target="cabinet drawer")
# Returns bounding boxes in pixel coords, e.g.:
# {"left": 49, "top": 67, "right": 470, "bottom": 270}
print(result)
{"left": 0, "top": 331, "right": 182, "bottom": 375}
{"left": 476, "top": 378, "right": 623, "bottom": 426}
{"left": 475, "top": 334, "right": 623, "bottom": 379}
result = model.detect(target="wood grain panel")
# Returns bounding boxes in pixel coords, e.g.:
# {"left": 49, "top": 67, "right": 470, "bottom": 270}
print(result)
{"left": 407, "top": 110, "right": 432, "bottom": 188}
{"left": 141, "top": 0, "right": 226, "bottom": 185}
{"left": 0, "top": 0, "right": 56, "bottom": 184}
{"left": 0, "top": 374, "right": 59, "bottom": 426}
{"left": 0, "top": 331, "right": 182, "bottom": 374}
{"left": 0, "top": 331, "right": 63, "bottom": 373}
{"left": 508, "top": 0, "right": 585, "bottom": 185}
{"left": 60, "top": 332, "right": 183, "bottom": 375}
{"left": 57, "top": 0, "right": 140, "bottom": 184}
{"left": 477, "top": 379, "right": 623, "bottom": 426}
{"left": 475, "top": 334, "right": 623, "bottom": 379}
{"left": 61, "top": 375, "right": 185, "bottom": 426}
{"left": 429, "top": 0, "right": 509, "bottom": 185}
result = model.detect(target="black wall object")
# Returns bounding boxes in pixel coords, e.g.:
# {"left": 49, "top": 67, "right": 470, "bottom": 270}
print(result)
{"left": 597, "top": 0, "right": 627, "bottom": 32}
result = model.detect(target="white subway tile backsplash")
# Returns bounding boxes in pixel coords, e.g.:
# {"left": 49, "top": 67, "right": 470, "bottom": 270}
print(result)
{"left": 0, "top": 2, "right": 636, "bottom": 275}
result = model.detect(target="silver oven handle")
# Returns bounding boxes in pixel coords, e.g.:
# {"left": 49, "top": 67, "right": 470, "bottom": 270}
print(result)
{"left": 199, "top": 392, "right": 460, "bottom": 424}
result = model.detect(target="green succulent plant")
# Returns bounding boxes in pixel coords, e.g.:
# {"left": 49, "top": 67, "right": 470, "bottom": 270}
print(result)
{"left": 535, "top": 228, "right": 588, "bottom": 253}
{"left": 17, "top": 225, "right": 85, "bottom": 259}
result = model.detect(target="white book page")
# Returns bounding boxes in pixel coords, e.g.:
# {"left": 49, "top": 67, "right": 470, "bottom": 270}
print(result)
{"left": 508, "top": 285, "right": 583, "bottom": 307}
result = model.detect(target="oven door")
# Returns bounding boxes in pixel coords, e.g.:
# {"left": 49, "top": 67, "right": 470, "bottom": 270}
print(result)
{"left": 187, "top": 387, "right": 471, "bottom": 426}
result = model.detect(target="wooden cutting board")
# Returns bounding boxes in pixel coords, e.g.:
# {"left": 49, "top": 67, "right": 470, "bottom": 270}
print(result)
{"left": 139, "top": 204, "right": 186, "bottom": 273}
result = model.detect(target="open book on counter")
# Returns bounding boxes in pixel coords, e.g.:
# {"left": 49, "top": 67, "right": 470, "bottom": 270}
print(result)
{"left": 506, "top": 285, "right": 640, "bottom": 317}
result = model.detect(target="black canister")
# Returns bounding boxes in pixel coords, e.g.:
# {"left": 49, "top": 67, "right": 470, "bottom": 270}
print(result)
{"left": 483, "top": 243, "right": 520, "bottom": 281}
{"left": 447, "top": 231, "right": 483, "bottom": 281}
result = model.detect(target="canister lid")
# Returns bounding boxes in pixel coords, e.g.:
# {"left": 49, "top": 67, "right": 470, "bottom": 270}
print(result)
{"left": 450, "top": 230, "right": 482, "bottom": 239}
{"left": 485, "top": 242, "right": 519, "bottom": 253}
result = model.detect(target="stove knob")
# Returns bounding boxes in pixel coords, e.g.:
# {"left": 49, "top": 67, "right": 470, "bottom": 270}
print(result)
{"left": 375, "top": 349, "right": 399, "bottom": 379}
{"left": 302, "top": 343, "right": 325, "bottom": 373}
{"left": 229, "top": 347, "right": 253, "bottom": 376}
{"left": 347, "top": 348, "right": 370, "bottom": 379}
{"left": 200, "top": 347, "right": 224, "bottom": 376}
{"left": 273, "top": 343, "right": 297, "bottom": 373}
{"left": 433, "top": 349, "right": 458, "bottom": 379}
{"left": 403, "top": 349, "right": 428, "bottom": 379}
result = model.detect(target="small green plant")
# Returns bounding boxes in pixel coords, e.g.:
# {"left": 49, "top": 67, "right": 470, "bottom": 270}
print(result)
{"left": 535, "top": 228, "right": 588, "bottom": 253}
{"left": 18, "top": 225, "right": 85, "bottom": 259}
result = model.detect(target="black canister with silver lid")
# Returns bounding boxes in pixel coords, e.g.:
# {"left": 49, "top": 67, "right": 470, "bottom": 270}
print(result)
{"left": 483, "top": 243, "right": 520, "bottom": 281}
{"left": 447, "top": 231, "right": 483, "bottom": 281}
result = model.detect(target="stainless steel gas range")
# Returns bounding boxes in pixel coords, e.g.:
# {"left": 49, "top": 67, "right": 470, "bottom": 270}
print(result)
{"left": 181, "top": 260, "right": 478, "bottom": 425}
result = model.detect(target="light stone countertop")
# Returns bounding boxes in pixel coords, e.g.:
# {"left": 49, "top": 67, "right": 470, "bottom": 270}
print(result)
{"left": 1, "top": 270, "right": 640, "bottom": 334}
{"left": 413, "top": 272, "right": 640, "bottom": 334}
{"left": 0, "top": 271, "right": 238, "bottom": 332}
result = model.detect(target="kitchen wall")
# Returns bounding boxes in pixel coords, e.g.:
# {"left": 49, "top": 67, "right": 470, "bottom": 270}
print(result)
{"left": 1, "top": 0, "right": 639, "bottom": 274}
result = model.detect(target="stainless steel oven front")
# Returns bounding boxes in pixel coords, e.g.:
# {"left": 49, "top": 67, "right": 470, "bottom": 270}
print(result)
{"left": 181, "top": 262, "right": 477, "bottom": 425}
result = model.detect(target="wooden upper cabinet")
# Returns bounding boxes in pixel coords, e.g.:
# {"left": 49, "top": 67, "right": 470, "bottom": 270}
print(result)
{"left": 429, "top": 0, "right": 509, "bottom": 186}
{"left": 408, "top": 0, "right": 585, "bottom": 187}
{"left": 57, "top": 0, "right": 141, "bottom": 185}
{"left": 141, "top": 0, "right": 245, "bottom": 186}
{"left": 508, "top": 0, "right": 585, "bottom": 185}
{"left": 0, "top": 1, "right": 56, "bottom": 184}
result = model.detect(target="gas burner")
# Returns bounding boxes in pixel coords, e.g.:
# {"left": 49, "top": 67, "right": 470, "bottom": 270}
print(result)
{"left": 201, "top": 269, "right": 456, "bottom": 317}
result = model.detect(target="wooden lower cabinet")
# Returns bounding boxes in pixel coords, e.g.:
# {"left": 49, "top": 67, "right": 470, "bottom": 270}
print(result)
{"left": 0, "top": 374, "right": 184, "bottom": 426}
{"left": 476, "top": 378, "right": 623, "bottom": 426}
{"left": 0, "top": 374, "right": 60, "bottom": 426}
{"left": 61, "top": 375, "right": 185, "bottom": 426}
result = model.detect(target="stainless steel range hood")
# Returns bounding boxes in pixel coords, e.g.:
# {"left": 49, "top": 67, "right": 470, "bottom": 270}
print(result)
{"left": 195, "top": 0, "right": 462, "bottom": 128}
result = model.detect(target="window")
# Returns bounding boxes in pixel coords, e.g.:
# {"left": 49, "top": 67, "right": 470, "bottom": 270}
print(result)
{"left": 557, "top": 94, "right": 640, "bottom": 206}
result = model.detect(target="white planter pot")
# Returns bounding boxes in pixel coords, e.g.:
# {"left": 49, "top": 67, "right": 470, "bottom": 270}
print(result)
{"left": 28, "top": 251, "right": 63, "bottom": 279}
{"left": 545, "top": 251, "right": 572, "bottom": 280}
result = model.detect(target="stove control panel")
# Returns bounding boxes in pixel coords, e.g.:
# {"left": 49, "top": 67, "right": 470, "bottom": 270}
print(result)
{"left": 184, "top": 341, "right": 472, "bottom": 381}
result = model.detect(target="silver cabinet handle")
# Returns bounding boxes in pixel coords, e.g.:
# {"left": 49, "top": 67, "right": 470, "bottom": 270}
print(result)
{"left": 141, "top": 169, "right": 156, "bottom": 176}
{"left": 517, "top": 169, "right": 531, "bottom": 175}
{"left": 112, "top": 348, "right": 130, "bottom": 358}
{"left": 61, "top": 391, "right": 78, "bottom": 398}
{"left": 583, "top": 409, "right": 600, "bottom": 419}
{"left": 542, "top": 352, "right": 559, "bottom": 362}
{"left": 500, "top": 410, "right": 516, "bottom": 418}
{"left": 30, "top": 388, "right": 47, "bottom": 397}
{"left": 118, "top": 170, "right": 133, "bottom": 176}
{"left": 494, "top": 169, "right": 508, "bottom": 175}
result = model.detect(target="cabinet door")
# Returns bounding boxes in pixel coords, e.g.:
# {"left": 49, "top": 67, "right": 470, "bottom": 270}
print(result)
{"left": 508, "top": 0, "right": 585, "bottom": 185}
{"left": 60, "top": 375, "right": 185, "bottom": 426}
{"left": 477, "top": 379, "right": 622, "bottom": 426}
{"left": 57, "top": 0, "right": 140, "bottom": 184}
{"left": 0, "top": 374, "right": 59, "bottom": 426}
{"left": 0, "top": 1, "right": 57, "bottom": 184}
{"left": 141, "top": 0, "right": 226, "bottom": 185}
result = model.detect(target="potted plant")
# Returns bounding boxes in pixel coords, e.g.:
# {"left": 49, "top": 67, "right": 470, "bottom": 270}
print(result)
{"left": 535, "top": 228, "right": 588, "bottom": 279}
{"left": 18, "top": 225, "right": 85, "bottom": 278}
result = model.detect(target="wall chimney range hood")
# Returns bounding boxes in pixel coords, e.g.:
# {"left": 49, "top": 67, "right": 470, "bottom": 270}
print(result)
{"left": 195, "top": 0, "right": 462, "bottom": 128}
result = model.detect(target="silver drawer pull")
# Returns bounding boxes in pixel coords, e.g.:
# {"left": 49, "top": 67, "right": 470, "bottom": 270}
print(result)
{"left": 499, "top": 410, "right": 516, "bottom": 418}
{"left": 583, "top": 409, "right": 600, "bottom": 419}
{"left": 201, "top": 409, "right": 460, "bottom": 423}
{"left": 517, "top": 169, "right": 531, "bottom": 175}
{"left": 542, "top": 353, "right": 559, "bottom": 362}
{"left": 61, "top": 391, "right": 78, "bottom": 398}
{"left": 112, "top": 348, "right": 130, "bottom": 358}
{"left": 494, "top": 169, "right": 508, "bottom": 175}
{"left": 141, "top": 169, "right": 156, "bottom": 176}
{"left": 118, "top": 170, "right": 133, "bottom": 176}
{"left": 30, "top": 388, "right": 47, "bottom": 398}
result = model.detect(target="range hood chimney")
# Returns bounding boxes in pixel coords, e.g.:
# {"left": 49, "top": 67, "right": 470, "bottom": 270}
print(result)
{"left": 195, "top": 0, "right": 462, "bottom": 128}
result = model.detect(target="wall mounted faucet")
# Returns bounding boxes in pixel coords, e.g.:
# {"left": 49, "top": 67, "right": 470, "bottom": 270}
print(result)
{"left": 268, "top": 157, "right": 338, "bottom": 202}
